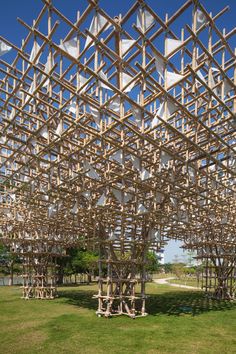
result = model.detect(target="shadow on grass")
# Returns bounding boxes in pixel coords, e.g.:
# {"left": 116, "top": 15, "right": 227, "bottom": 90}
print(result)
{"left": 58, "top": 286, "right": 236, "bottom": 317}
{"left": 58, "top": 287, "right": 97, "bottom": 311}
{"left": 146, "top": 290, "right": 236, "bottom": 316}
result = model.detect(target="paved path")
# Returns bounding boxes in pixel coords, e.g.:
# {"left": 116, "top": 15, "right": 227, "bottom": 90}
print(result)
{"left": 153, "top": 277, "right": 200, "bottom": 290}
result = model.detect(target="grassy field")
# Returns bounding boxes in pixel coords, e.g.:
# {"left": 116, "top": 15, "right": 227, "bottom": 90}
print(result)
{"left": 152, "top": 273, "right": 201, "bottom": 288}
{"left": 152, "top": 273, "right": 174, "bottom": 279}
{"left": 169, "top": 277, "right": 201, "bottom": 288}
{"left": 0, "top": 283, "right": 236, "bottom": 354}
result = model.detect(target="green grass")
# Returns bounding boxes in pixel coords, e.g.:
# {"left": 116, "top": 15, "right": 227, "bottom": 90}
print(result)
{"left": 169, "top": 277, "right": 201, "bottom": 288}
{"left": 0, "top": 284, "right": 236, "bottom": 354}
{"left": 152, "top": 273, "right": 174, "bottom": 279}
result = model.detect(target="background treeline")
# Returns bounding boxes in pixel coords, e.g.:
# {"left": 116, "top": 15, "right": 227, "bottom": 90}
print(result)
{"left": 0, "top": 241, "right": 202, "bottom": 285}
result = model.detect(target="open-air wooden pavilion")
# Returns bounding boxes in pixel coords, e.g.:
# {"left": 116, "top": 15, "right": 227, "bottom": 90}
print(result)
{"left": 0, "top": 0, "right": 235, "bottom": 317}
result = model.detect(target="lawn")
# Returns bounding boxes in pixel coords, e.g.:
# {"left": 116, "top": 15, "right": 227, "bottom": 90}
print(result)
{"left": 0, "top": 283, "right": 236, "bottom": 354}
{"left": 152, "top": 273, "right": 174, "bottom": 279}
{"left": 169, "top": 277, "right": 201, "bottom": 288}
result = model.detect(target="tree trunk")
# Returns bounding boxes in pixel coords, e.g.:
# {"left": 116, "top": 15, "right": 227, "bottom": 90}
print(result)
{"left": 87, "top": 273, "right": 92, "bottom": 284}
{"left": 8, "top": 261, "right": 14, "bottom": 286}
{"left": 57, "top": 267, "right": 64, "bottom": 285}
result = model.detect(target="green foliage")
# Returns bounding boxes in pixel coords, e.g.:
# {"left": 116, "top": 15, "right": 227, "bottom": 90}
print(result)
{"left": 0, "top": 241, "right": 21, "bottom": 275}
{"left": 183, "top": 267, "right": 196, "bottom": 276}
{"left": 71, "top": 249, "right": 98, "bottom": 275}
{"left": 171, "top": 263, "right": 185, "bottom": 279}
{"left": 163, "top": 262, "right": 173, "bottom": 273}
{"left": 56, "top": 248, "right": 99, "bottom": 283}
{"left": 146, "top": 251, "right": 160, "bottom": 272}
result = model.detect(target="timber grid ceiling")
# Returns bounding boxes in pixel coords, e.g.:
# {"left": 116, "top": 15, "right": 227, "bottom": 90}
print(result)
{"left": 0, "top": 0, "right": 235, "bottom": 258}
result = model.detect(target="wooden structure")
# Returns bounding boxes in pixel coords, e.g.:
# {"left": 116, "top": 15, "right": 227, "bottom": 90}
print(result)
{"left": 0, "top": 0, "right": 235, "bottom": 316}
{"left": 181, "top": 207, "right": 236, "bottom": 300}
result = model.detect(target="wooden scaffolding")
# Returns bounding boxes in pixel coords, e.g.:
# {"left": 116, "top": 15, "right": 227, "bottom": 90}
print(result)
{"left": 0, "top": 0, "right": 235, "bottom": 315}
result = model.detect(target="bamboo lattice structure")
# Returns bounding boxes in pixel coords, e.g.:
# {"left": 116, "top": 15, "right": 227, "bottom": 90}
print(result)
{"left": 0, "top": 0, "right": 235, "bottom": 316}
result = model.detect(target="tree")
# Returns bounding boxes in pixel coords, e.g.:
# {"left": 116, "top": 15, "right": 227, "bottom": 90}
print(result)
{"left": 163, "top": 263, "right": 173, "bottom": 274}
{"left": 56, "top": 247, "right": 99, "bottom": 284}
{"left": 72, "top": 249, "right": 98, "bottom": 283}
{"left": 185, "top": 250, "right": 196, "bottom": 267}
{"left": 172, "top": 262, "right": 185, "bottom": 279}
{"left": 0, "top": 242, "right": 21, "bottom": 285}
{"left": 146, "top": 251, "right": 160, "bottom": 274}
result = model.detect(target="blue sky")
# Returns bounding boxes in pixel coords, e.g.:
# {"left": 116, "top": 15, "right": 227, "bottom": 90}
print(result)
{"left": 164, "top": 239, "right": 186, "bottom": 263}
{"left": 1, "top": 0, "right": 236, "bottom": 45}
{"left": 1, "top": 0, "right": 235, "bottom": 262}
